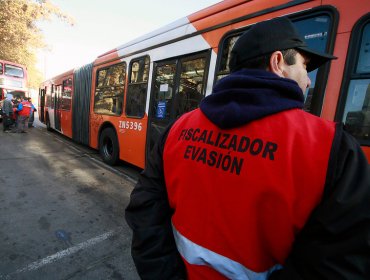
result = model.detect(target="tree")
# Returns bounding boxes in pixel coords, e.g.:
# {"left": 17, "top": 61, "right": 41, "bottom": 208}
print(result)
{"left": 0, "top": 0, "right": 73, "bottom": 88}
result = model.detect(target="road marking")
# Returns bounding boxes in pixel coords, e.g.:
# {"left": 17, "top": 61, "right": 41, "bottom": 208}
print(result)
{"left": 0, "top": 229, "right": 121, "bottom": 279}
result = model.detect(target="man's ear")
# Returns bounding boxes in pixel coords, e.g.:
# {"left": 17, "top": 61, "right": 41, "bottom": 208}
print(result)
{"left": 268, "top": 51, "right": 285, "bottom": 77}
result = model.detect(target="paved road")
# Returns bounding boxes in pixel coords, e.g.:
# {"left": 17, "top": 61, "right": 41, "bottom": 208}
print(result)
{"left": 0, "top": 121, "right": 140, "bottom": 280}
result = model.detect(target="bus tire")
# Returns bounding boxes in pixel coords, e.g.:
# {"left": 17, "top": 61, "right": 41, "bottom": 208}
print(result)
{"left": 99, "top": 127, "right": 119, "bottom": 166}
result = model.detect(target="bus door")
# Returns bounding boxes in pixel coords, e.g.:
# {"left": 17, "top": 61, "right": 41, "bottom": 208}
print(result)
{"left": 39, "top": 88, "right": 46, "bottom": 122}
{"left": 54, "top": 85, "right": 62, "bottom": 131}
{"left": 48, "top": 85, "right": 55, "bottom": 129}
{"left": 147, "top": 51, "right": 210, "bottom": 156}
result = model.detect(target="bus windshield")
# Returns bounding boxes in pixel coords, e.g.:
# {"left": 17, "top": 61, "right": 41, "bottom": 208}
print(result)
{"left": 4, "top": 64, "right": 24, "bottom": 78}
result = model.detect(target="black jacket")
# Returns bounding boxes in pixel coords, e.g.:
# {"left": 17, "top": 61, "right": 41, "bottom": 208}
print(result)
{"left": 125, "top": 69, "right": 370, "bottom": 279}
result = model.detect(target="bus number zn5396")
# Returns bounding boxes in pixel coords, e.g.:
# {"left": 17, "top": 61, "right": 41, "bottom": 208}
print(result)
{"left": 119, "top": 121, "right": 142, "bottom": 131}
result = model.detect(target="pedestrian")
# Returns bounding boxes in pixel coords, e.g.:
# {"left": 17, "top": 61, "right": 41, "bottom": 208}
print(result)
{"left": 13, "top": 96, "right": 32, "bottom": 133}
{"left": 12, "top": 97, "right": 20, "bottom": 126}
{"left": 27, "top": 97, "right": 36, "bottom": 128}
{"left": 125, "top": 17, "right": 370, "bottom": 279}
{"left": 2, "top": 93, "right": 14, "bottom": 132}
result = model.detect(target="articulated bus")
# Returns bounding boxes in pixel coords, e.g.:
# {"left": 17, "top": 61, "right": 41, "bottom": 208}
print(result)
{"left": 0, "top": 59, "right": 28, "bottom": 100}
{"left": 39, "top": 0, "right": 370, "bottom": 168}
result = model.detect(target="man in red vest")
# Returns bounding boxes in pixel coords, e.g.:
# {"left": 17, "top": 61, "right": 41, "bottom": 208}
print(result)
{"left": 13, "top": 96, "right": 32, "bottom": 133}
{"left": 126, "top": 17, "right": 370, "bottom": 279}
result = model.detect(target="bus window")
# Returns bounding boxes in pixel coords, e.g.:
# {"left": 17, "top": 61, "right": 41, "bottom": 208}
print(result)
{"left": 4, "top": 64, "right": 24, "bottom": 78}
{"left": 94, "top": 62, "right": 126, "bottom": 116}
{"left": 176, "top": 57, "right": 206, "bottom": 118}
{"left": 45, "top": 86, "right": 50, "bottom": 108}
{"left": 62, "top": 78, "right": 72, "bottom": 111}
{"left": 0, "top": 63, "right": 3, "bottom": 75}
{"left": 51, "top": 85, "right": 55, "bottom": 109}
{"left": 152, "top": 62, "right": 176, "bottom": 121}
{"left": 216, "top": 35, "right": 240, "bottom": 81}
{"left": 293, "top": 15, "right": 331, "bottom": 113}
{"left": 126, "top": 56, "right": 150, "bottom": 118}
{"left": 217, "top": 14, "right": 333, "bottom": 114}
{"left": 148, "top": 51, "right": 210, "bottom": 153}
{"left": 357, "top": 23, "right": 370, "bottom": 74}
{"left": 341, "top": 20, "right": 370, "bottom": 143}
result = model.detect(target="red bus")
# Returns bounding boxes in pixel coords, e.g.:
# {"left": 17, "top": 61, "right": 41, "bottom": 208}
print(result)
{"left": 0, "top": 59, "right": 28, "bottom": 100}
{"left": 39, "top": 0, "right": 370, "bottom": 167}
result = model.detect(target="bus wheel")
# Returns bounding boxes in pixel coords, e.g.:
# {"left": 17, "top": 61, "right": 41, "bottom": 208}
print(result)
{"left": 99, "top": 127, "right": 119, "bottom": 165}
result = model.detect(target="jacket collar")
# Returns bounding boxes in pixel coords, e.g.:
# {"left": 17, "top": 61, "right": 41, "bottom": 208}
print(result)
{"left": 200, "top": 69, "right": 304, "bottom": 129}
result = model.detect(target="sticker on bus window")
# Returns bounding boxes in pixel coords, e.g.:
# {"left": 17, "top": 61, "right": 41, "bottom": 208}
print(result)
{"left": 156, "top": 101, "right": 166, "bottom": 119}
{"left": 160, "top": 84, "right": 169, "bottom": 92}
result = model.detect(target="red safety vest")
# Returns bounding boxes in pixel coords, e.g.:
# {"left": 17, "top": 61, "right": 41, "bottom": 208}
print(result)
{"left": 18, "top": 101, "right": 32, "bottom": 116}
{"left": 163, "top": 108, "right": 335, "bottom": 279}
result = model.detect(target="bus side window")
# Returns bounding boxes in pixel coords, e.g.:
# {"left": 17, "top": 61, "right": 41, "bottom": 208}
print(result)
{"left": 175, "top": 57, "right": 207, "bottom": 118}
{"left": 216, "top": 35, "right": 240, "bottom": 82}
{"left": 51, "top": 84, "right": 55, "bottom": 109}
{"left": 4, "top": 64, "right": 24, "bottom": 78}
{"left": 216, "top": 14, "right": 334, "bottom": 115}
{"left": 0, "top": 63, "right": 3, "bottom": 75}
{"left": 94, "top": 62, "right": 126, "bottom": 116}
{"left": 293, "top": 15, "right": 332, "bottom": 115}
{"left": 126, "top": 56, "right": 150, "bottom": 118}
{"left": 340, "top": 19, "right": 370, "bottom": 143}
{"left": 62, "top": 78, "right": 72, "bottom": 111}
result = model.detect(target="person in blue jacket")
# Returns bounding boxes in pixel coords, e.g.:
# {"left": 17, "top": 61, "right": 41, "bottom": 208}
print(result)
{"left": 27, "top": 97, "right": 36, "bottom": 128}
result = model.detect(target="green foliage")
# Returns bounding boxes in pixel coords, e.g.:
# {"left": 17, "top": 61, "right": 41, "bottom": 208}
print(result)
{"left": 0, "top": 0, "right": 73, "bottom": 88}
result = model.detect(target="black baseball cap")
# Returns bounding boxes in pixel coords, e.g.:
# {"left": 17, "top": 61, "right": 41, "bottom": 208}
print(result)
{"left": 229, "top": 17, "right": 336, "bottom": 72}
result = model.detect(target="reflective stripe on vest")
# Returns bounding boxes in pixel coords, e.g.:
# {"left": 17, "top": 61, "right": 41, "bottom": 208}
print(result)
{"left": 173, "top": 224, "right": 282, "bottom": 280}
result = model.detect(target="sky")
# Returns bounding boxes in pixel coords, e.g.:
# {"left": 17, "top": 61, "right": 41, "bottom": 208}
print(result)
{"left": 37, "top": 0, "right": 222, "bottom": 79}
